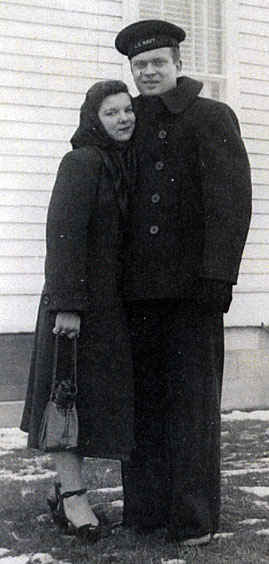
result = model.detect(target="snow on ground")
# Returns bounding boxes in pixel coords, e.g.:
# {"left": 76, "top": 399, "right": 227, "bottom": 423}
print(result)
{"left": 239, "top": 486, "right": 269, "bottom": 498}
{"left": 0, "top": 555, "right": 70, "bottom": 563}
{"left": 0, "top": 429, "right": 27, "bottom": 453}
{"left": 222, "top": 410, "right": 269, "bottom": 421}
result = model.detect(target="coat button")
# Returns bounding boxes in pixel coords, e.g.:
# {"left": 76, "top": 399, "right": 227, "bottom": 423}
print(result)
{"left": 151, "top": 193, "right": 160, "bottom": 204}
{"left": 155, "top": 161, "right": 164, "bottom": 171}
{"left": 149, "top": 225, "right": 159, "bottom": 235}
{"left": 158, "top": 130, "right": 167, "bottom": 139}
{"left": 42, "top": 294, "right": 50, "bottom": 305}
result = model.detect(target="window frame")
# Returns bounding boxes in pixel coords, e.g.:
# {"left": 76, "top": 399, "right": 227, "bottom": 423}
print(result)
{"left": 122, "top": 0, "right": 240, "bottom": 113}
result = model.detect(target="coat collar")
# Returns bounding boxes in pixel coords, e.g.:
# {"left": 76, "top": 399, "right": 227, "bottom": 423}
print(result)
{"left": 134, "top": 76, "right": 203, "bottom": 114}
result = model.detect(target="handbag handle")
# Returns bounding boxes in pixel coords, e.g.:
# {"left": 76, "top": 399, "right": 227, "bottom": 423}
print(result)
{"left": 49, "top": 335, "right": 78, "bottom": 401}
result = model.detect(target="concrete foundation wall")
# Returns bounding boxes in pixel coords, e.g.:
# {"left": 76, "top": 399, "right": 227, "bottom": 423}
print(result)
{"left": 0, "top": 328, "right": 269, "bottom": 427}
{"left": 222, "top": 326, "right": 269, "bottom": 411}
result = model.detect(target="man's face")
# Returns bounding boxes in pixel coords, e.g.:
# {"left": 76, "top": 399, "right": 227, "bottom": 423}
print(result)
{"left": 130, "top": 47, "right": 181, "bottom": 96}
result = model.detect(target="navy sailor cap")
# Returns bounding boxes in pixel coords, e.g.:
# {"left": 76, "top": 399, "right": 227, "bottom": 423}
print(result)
{"left": 115, "top": 19, "right": 186, "bottom": 59}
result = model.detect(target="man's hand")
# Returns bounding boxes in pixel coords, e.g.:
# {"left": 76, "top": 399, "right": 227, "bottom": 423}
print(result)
{"left": 53, "top": 312, "right": 81, "bottom": 339}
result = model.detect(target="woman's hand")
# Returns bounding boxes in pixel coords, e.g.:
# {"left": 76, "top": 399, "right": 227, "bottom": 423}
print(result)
{"left": 53, "top": 312, "right": 81, "bottom": 339}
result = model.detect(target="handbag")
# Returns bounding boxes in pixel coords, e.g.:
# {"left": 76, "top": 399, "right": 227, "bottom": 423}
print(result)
{"left": 38, "top": 334, "right": 79, "bottom": 452}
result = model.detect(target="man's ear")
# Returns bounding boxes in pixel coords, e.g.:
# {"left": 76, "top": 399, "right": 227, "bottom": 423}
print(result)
{"left": 176, "top": 59, "right": 182, "bottom": 75}
{"left": 129, "top": 60, "right": 134, "bottom": 75}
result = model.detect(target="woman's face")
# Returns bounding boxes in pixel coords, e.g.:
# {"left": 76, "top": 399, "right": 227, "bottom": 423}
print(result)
{"left": 98, "top": 92, "right": 135, "bottom": 141}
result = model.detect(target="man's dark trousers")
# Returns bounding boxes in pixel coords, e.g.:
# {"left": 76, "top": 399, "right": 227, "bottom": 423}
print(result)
{"left": 122, "top": 299, "right": 224, "bottom": 540}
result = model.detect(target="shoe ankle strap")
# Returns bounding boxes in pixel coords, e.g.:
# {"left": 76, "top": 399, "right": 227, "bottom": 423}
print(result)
{"left": 61, "top": 488, "right": 87, "bottom": 499}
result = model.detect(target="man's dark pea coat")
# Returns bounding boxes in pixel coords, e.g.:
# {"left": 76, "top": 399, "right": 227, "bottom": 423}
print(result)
{"left": 21, "top": 147, "right": 134, "bottom": 459}
{"left": 123, "top": 77, "right": 252, "bottom": 301}
{"left": 121, "top": 77, "right": 252, "bottom": 540}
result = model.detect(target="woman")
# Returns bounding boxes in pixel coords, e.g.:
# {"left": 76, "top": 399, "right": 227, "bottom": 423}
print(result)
{"left": 20, "top": 80, "right": 136, "bottom": 541}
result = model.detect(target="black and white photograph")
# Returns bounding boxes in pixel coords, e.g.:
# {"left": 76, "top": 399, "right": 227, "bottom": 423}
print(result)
{"left": 0, "top": 1, "right": 268, "bottom": 563}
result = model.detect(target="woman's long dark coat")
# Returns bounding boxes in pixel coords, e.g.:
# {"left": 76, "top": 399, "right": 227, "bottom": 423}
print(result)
{"left": 21, "top": 146, "right": 134, "bottom": 459}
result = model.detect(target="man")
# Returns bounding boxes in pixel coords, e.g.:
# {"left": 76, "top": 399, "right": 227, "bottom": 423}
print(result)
{"left": 115, "top": 20, "right": 252, "bottom": 545}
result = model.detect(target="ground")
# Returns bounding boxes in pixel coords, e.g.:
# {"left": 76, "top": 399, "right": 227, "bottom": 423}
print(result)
{"left": 0, "top": 411, "right": 269, "bottom": 563}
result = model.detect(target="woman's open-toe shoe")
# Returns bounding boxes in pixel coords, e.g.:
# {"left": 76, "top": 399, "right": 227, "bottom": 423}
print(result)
{"left": 47, "top": 484, "right": 101, "bottom": 542}
{"left": 47, "top": 482, "right": 70, "bottom": 533}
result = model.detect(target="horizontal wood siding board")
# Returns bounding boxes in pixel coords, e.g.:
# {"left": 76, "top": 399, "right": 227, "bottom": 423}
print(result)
{"left": 0, "top": 37, "right": 122, "bottom": 65}
{"left": 0, "top": 274, "right": 43, "bottom": 294}
{"left": 0, "top": 54, "right": 122, "bottom": 81}
{"left": 0, "top": 70, "right": 103, "bottom": 95}
{"left": 239, "top": 4, "right": 269, "bottom": 21}
{"left": 7, "top": 0, "right": 121, "bottom": 10}
{"left": 236, "top": 274, "right": 269, "bottom": 291}
{"left": 0, "top": 224, "right": 45, "bottom": 240}
{"left": 242, "top": 123, "right": 269, "bottom": 140}
{"left": 251, "top": 169, "right": 269, "bottom": 185}
{"left": 0, "top": 295, "right": 40, "bottom": 332}
{"left": 0, "top": 190, "right": 50, "bottom": 207}
{"left": 243, "top": 242, "right": 269, "bottom": 258}
{"left": 240, "top": 33, "right": 269, "bottom": 50}
{"left": 249, "top": 215, "right": 269, "bottom": 230}
{"left": 0, "top": 4, "right": 121, "bottom": 29}
{"left": 239, "top": 19, "right": 269, "bottom": 36}
{"left": 0, "top": 173, "right": 55, "bottom": 191}
{"left": 0, "top": 155, "right": 59, "bottom": 175}
{"left": 0, "top": 21, "right": 115, "bottom": 46}
{"left": 251, "top": 185, "right": 269, "bottom": 199}
{"left": 240, "top": 78, "right": 269, "bottom": 97}
{"left": 241, "top": 93, "right": 269, "bottom": 111}
{"left": 1, "top": 121, "right": 74, "bottom": 142}
{"left": 1, "top": 138, "right": 69, "bottom": 158}
{"left": 240, "top": 63, "right": 269, "bottom": 82}
{"left": 248, "top": 153, "right": 269, "bottom": 169}
{"left": 0, "top": 206, "right": 47, "bottom": 223}
{"left": 241, "top": 109, "right": 269, "bottom": 126}
{"left": 0, "top": 256, "right": 44, "bottom": 274}
{"left": 252, "top": 200, "right": 269, "bottom": 214}
{"left": 240, "top": 258, "right": 269, "bottom": 273}
{"left": 240, "top": 48, "right": 269, "bottom": 67}
{"left": 245, "top": 138, "right": 269, "bottom": 154}
{"left": 1, "top": 240, "right": 45, "bottom": 257}
{"left": 240, "top": 0, "right": 269, "bottom": 7}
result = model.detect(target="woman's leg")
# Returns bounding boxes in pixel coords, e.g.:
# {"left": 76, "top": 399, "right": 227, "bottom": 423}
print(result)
{"left": 53, "top": 451, "right": 99, "bottom": 528}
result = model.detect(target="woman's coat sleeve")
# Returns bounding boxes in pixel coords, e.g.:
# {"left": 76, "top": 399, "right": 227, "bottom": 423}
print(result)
{"left": 43, "top": 148, "right": 102, "bottom": 311}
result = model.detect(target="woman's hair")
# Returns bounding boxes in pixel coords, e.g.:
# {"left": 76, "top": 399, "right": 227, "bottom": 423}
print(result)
{"left": 71, "top": 80, "right": 132, "bottom": 149}
{"left": 84, "top": 80, "right": 130, "bottom": 114}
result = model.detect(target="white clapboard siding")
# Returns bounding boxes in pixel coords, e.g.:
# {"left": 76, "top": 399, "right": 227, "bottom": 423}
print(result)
{"left": 0, "top": 295, "right": 40, "bottom": 333}
{"left": 1, "top": 240, "right": 46, "bottom": 257}
{"left": 0, "top": 256, "right": 44, "bottom": 274}
{"left": 0, "top": 173, "right": 55, "bottom": 191}
{"left": 0, "top": 3, "right": 121, "bottom": 31}
{"left": 0, "top": 191, "right": 51, "bottom": 207}
{"left": 236, "top": 0, "right": 269, "bottom": 325}
{"left": 0, "top": 207, "right": 47, "bottom": 224}
{"left": 240, "top": 259, "right": 269, "bottom": 274}
{"left": 0, "top": 274, "right": 43, "bottom": 295}
{"left": 247, "top": 230, "right": 269, "bottom": 244}
{"left": 0, "top": 37, "right": 122, "bottom": 66}
{"left": 1, "top": 122, "right": 74, "bottom": 142}
{"left": 1, "top": 139, "right": 68, "bottom": 159}
{"left": 0, "top": 1, "right": 125, "bottom": 331}
{"left": 0, "top": 224, "right": 46, "bottom": 241}
{"left": 0, "top": 70, "right": 104, "bottom": 94}
{"left": 0, "top": 54, "right": 121, "bottom": 81}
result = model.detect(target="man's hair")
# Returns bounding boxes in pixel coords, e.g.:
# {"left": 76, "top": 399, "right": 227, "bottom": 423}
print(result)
{"left": 170, "top": 45, "right": 181, "bottom": 64}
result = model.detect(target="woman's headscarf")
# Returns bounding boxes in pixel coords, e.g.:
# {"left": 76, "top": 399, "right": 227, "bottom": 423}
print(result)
{"left": 70, "top": 80, "right": 137, "bottom": 218}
